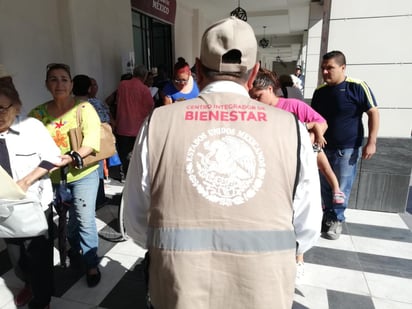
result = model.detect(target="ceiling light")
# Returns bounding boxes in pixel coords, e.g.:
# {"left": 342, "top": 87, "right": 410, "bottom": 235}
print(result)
{"left": 259, "top": 26, "right": 269, "bottom": 48}
{"left": 230, "top": 0, "right": 247, "bottom": 21}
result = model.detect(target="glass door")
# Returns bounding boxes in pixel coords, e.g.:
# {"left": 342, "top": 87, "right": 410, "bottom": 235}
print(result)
{"left": 132, "top": 11, "right": 173, "bottom": 77}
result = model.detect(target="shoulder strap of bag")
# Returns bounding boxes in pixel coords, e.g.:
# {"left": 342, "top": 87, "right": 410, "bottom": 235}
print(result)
{"left": 292, "top": 114, "right": 301, "bottom": 200}
{"left": 75, "top": 102, "right": 83, "bottom": 128}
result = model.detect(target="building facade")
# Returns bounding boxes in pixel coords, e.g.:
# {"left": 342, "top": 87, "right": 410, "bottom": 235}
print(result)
{"left": 1, "top": 0, "right": 411, "bottom": 211}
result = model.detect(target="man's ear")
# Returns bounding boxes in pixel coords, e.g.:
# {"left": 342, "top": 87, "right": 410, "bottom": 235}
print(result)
{"left": 195, "top": 58, "right": 205, "bottom": 90}
{"left": 246, "top": 62, "right": 260, "bottom": 91}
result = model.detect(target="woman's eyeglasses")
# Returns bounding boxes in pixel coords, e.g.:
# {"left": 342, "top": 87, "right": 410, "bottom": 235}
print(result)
{"left": 46, "top": 63, "right": 71, "bottom": 72}
{"left": 0, "top": 103, "right": 13, "bottom": 114}
{"left": 174, "top": 79, "right": 189, "bottom": 84}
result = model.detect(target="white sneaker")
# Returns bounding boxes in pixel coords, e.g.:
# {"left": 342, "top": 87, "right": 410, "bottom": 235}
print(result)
{"left": 296, "top": 262, "right": 305, "bottom": 283}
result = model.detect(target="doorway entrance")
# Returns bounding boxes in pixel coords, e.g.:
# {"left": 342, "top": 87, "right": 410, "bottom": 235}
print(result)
{"left": 132, "top": 11, "right": 173, "bottom": 76}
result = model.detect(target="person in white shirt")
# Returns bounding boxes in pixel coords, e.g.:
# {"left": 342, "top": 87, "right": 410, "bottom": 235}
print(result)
{"left": 0, "top": 67, "right": 69, "bottom": 309}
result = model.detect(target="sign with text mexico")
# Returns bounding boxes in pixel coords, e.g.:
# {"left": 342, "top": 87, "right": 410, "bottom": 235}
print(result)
{"left": 131, "top": 0, "right": 176, "bottom": 24}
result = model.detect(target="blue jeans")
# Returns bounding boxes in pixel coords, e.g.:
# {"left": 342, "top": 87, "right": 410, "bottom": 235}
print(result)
{"left": 97, "top": 160, "right": 104, "bottom": 179}
{"left": 320, "top": 148, "right": 361, "bottom": 222}
{"left": 66, "top": 169, "right": 100, "bottom": 269}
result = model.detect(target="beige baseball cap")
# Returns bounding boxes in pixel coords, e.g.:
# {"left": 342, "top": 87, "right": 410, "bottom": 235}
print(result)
{"left": 200, "top": 16, "right": 257, "bottom": 73}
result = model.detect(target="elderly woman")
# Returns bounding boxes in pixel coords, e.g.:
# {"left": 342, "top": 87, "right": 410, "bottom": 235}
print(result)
{"left": 161, "top": 57, "right": 199, "bottom": 104}
{"left": 29, "top": 63, "right": 102, "bottom": 288}
{"left": 0, "top": 66, "right": 69, "bottom": 309}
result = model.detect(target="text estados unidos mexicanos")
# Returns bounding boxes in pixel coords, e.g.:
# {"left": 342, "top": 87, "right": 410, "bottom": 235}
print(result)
{"left": 153, "top": 0, "right": 169, "bottom": 14}
{"left": 185, "top": 104, "right": 267, "bottom": 122}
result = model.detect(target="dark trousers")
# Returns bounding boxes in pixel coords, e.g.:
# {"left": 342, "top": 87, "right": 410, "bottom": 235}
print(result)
{"left": 116, "top": 134, "right": 137, "bottom": 177}
{"left": 5, "top": 212, "right": 54, "bottom": 308}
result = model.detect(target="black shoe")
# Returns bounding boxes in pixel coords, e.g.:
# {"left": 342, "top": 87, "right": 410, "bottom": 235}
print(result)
{"left": 28, "top": 300, "right": 50, "bottom": 309}
{"left": 86, "top": 267, "right": 101, "bottom": 287}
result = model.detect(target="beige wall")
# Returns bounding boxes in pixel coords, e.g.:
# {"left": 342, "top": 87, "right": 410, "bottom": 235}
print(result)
{"left": 304, "top": 2, "right": 324, "bottom": 100}
{"left": 174, "top": 2, "right": 212, "bottom": 67}
{"left": 328, "top": 0, "right": 412, "bottom": 138}
{"left": 304, "top": 0, "right": 412, "bottom": 138}
{"left": 0, "top": 0, "right": 133, "bottom": 114}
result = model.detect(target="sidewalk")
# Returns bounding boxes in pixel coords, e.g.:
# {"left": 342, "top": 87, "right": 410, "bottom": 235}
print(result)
{"left": 0, "top": 181, "right": 411, "bottom": 308}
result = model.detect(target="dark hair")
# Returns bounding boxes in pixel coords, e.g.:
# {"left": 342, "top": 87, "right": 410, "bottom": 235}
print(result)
{"left": 278, "top": 74, "right": 294, "bottom": 87}
{"left": 323, "top": 50, "right": 346, "bottom": 66}
{"left": 46, "top": 63, "right": 71, "bottom": 80}
{"left": 0, "top": 76, "right": 22, "bottom": 108}
{"left": 72, "top": 74, "right": 91, "bottom": 96}
{"left": 252, "top": 68, "right": 280, "bottom": 92}
{"left": 175, "top": 57, "right": 189, "bottom": 66}
{"left": 120, "top": 73, "right": 133, "bottom": 81}
{"left": 173, "top": 57, "right": 190, "bottom": 76}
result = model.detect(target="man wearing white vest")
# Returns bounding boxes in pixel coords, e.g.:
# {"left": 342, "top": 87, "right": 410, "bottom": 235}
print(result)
{"left": 123, "top": 16, "right": 322, "bottom": 309}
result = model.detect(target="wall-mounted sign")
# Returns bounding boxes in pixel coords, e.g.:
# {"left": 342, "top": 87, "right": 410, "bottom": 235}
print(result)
{"left": 122, "top": 52, "right": 135, "bottom": 74}
{"left": 131, "top": 0, "right": 176, "bottom": 24}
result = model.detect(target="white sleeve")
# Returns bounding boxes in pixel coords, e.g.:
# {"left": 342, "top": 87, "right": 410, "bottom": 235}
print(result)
{"left": 293, "top": 121, "right": 322, "bottom": 254}
{"left": 122, "top": 118, "right": 151, "bottom": 248}
{"left": 31, "top": 117, "right": 61, "bottom": 164}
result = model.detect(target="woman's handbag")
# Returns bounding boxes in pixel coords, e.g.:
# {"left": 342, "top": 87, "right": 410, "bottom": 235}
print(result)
{"left": 69, "top": 104, "right": 116, "bottom": 167}
{"left": 0, "top": 198, "right": 48, "bottom": 238}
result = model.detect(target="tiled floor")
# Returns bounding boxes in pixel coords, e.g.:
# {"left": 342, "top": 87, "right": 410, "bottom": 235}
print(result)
{"left": 1, "top": 182, "right": 411, "bottom": 309}
{"left": 296, "top": 208, "right": 412, "bottom": 309}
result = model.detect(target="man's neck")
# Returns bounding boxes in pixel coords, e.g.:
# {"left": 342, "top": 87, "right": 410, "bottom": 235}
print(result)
{"left": 328, "top": 76, "right": 346, "bottom": 86}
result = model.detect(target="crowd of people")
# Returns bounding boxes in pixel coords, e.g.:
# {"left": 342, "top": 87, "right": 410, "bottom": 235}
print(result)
{"left": 0, "top": 15, "right": 379, "bottom": 309}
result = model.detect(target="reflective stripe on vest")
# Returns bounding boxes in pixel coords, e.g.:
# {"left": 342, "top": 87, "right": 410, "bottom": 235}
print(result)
{"left": 147, "top": 228, "right": 296, "bottom": 252}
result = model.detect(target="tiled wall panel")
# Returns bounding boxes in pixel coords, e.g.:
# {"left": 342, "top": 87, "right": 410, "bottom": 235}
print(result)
{"left": 348, "top": 138, "right": 412, "bottom": 213}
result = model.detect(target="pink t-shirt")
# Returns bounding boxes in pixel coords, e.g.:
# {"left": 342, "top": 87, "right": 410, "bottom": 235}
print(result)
{"left": 276, "top": 98, "right": 326, "bottom": 124}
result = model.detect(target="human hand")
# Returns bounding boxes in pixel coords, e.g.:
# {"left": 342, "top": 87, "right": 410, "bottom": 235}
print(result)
{"left": 362, "top": 142, "right": 376, "bottom": 160}
{"left": 164, "top": 95, "right": 173, "bottom": 105}
{"left": 315, "top": 135, "right": 327, "bottom": 149}
{"left": 57, "top": 154, "right": 73, "bottom": 167}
